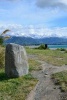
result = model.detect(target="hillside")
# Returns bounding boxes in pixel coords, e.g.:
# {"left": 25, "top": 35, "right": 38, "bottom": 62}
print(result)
{"left": 5, "top": 36, "right": 67, "bottom": 45}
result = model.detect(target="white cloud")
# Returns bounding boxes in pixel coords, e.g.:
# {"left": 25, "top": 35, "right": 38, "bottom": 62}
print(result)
{"left": 0, "top": 24, "right": 67, "bottom": 38}
{"left": 0, "top": 0, "right": 67, "bottom": 27}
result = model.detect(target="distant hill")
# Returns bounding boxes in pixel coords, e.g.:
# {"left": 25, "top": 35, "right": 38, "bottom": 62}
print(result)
{"left": 5, "top": 36, "right": 67, "bottom": 45}
{"left": 5, "top": 36, "right": 38, "bottom": 45}
{"left": 39, "top": 37, "right": 67, "bottom": 45}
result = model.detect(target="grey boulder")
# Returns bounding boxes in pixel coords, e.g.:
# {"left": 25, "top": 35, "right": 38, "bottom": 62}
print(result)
{"left": 5, "top": 43, "right": 29, "bottom": 78}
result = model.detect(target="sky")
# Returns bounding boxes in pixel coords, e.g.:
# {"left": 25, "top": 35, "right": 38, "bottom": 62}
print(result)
{"left": 0, "top": 0, "right": 67, "bottom": 38}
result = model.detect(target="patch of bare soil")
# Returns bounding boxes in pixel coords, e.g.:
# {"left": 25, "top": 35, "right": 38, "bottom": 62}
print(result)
{"left": 26, "top": 54, "right": 67, "bottom": 100}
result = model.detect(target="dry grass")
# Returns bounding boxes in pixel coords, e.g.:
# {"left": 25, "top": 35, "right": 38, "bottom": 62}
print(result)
{"left": 26, "top": 48, "right": 67, "bottom": 66}
{"left": 0, "top": 45, "right": 5, "bottom": 68}
{"left": 28, "top": 58, "right": 42, "bottom": 71}
{"left": 26, "top": 48, "right": 67, "bottom": 92}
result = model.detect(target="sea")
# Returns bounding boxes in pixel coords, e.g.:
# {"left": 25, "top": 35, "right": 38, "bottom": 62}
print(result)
{"left": 48, "top": 45, "right": 67, "bottom": 49}
{"left": 28, "top": 44, "right": 67, "bottom": 49}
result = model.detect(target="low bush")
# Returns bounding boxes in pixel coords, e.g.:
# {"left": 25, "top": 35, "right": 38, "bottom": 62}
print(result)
{"left": 56, "top": 48, "right": 66, "bottom": 51}
{"left": 36, "top": 44, "right": 48, "bottom": 50}
{"left": 60, "top": 48, "right": 66, "bottom": 51}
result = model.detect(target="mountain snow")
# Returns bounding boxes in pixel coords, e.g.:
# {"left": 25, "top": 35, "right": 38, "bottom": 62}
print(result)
{"left": 0, "top": 24, "right": 67, "bottom": 38}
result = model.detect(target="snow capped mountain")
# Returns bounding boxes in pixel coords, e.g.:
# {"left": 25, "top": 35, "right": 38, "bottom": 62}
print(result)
{"left": 0, "top": 24, "right": 67, "bottom": 38}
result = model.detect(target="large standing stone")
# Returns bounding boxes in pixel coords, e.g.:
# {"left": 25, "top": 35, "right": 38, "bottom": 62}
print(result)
{"left": 5, "top": 43, "right": 29, "bottom": 78}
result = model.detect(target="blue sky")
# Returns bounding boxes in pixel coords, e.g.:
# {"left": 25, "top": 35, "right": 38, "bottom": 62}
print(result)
{"left": 0, "top": 0, "right": 67, "bottom": 37}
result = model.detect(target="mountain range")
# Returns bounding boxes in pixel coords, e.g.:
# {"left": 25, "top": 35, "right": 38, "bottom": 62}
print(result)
{"left": 5, "top": 36, "right": 67, "bottom": 45}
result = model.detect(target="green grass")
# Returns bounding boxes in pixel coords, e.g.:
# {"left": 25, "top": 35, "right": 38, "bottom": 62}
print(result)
{"left": 26, "top": 48, "right": 67, "bottom": 91}
{"left": 56, "top": 48, "right": 66, "bottom": 51}
{"left": 26, "top": 48, "right": 67, "bottom": 92}
{"left": 0, "top": 69, "right": 38, "bottom": 100}
{"left": 0, "top": 46, "right": 67, "bottom": 99}
{"left": 28, "top": 58, "right": 42, "bottom": 71}
{"left": 26, "top": 48, "right": 67, "bottom": 66}
{"left": 0, "top": 46, "right": 39, "bottom": 100}
{"left": 52, "top": 71, "right": 67, "bottom": 92}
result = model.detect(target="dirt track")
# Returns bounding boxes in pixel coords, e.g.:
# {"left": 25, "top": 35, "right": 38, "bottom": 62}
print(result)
{"left": 26, "top": 54, "right": 67, "bottom": 100}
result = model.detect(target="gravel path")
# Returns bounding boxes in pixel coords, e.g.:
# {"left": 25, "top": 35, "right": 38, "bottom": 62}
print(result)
{"left": 26, "top": 54, "right": 67, "bottom": 100}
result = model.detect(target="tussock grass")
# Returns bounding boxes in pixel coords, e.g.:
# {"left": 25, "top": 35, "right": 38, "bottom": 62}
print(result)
{"left": 52, "top": 71, "right": 67, "bottom": 92}
{"left": 0, "top": 46, "right": 5, "bottom": 68}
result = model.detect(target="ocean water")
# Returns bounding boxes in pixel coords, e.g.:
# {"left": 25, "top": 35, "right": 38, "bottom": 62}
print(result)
{"left": 48, "top": 45, "right": 67, "bottom": 49}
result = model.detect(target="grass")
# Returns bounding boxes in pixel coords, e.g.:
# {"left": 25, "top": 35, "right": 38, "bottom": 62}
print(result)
{"left": 0, "top": 46, "right": 67, "bottom": 99}
{"left": 52, "top": 71, "right": 67, "bottom": 92}
{"left": 26, "top": 47, "right": 67, "bottom": 92}
{"left": 26, "top": 48, "right": 67, "bottom": 66}
{"left": 0, "top": 46, "right": 38, "bottom": 100}
{"left": 56, "top": 48, "right": 66, "bottom": 51}
{"left": 28, "top": 58, "right": 42, "bottom": 71}
{"left": 0, "top": 69, "right": 38, "bottom": 100}
{"left": 0, "top": 45, "right": 5, "bottom": 68}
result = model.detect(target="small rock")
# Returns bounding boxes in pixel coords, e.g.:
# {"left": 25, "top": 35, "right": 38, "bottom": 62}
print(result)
{"left": 44, "top": 72, "right": 48, "bottom": 75}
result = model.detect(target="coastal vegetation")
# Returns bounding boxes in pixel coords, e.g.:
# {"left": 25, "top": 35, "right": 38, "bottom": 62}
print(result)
{"left": 0, "top": 45, "right": 38, "bottom": 100}
{"left": 0, "top": 45, "right": 67, "bottom": 99}
{"left": 26, "top": 47, "right": 67, "bottom": 92}
{"left": 35, "top": 44, "right": 48, "bottom": 50}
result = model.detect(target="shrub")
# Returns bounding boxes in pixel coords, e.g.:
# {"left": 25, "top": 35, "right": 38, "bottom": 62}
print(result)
{"left": 45, "top": 44, "right": 48, "bottom": 49}
{"left": 60, "top": 48, "right": 66, "bottom": 51}
{"left": 56, "top": 48, "right": 66, "bottom": 51}
{"left": 0, "top": 37, "right": 4, "bottom": 45}
{"left": 37, "top": 44, "right": 48, "bottom": 50}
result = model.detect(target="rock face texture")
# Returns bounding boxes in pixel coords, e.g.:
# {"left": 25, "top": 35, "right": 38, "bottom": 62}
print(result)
{"left": 5, "top": 43, "right": 29, "bottom": 78}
